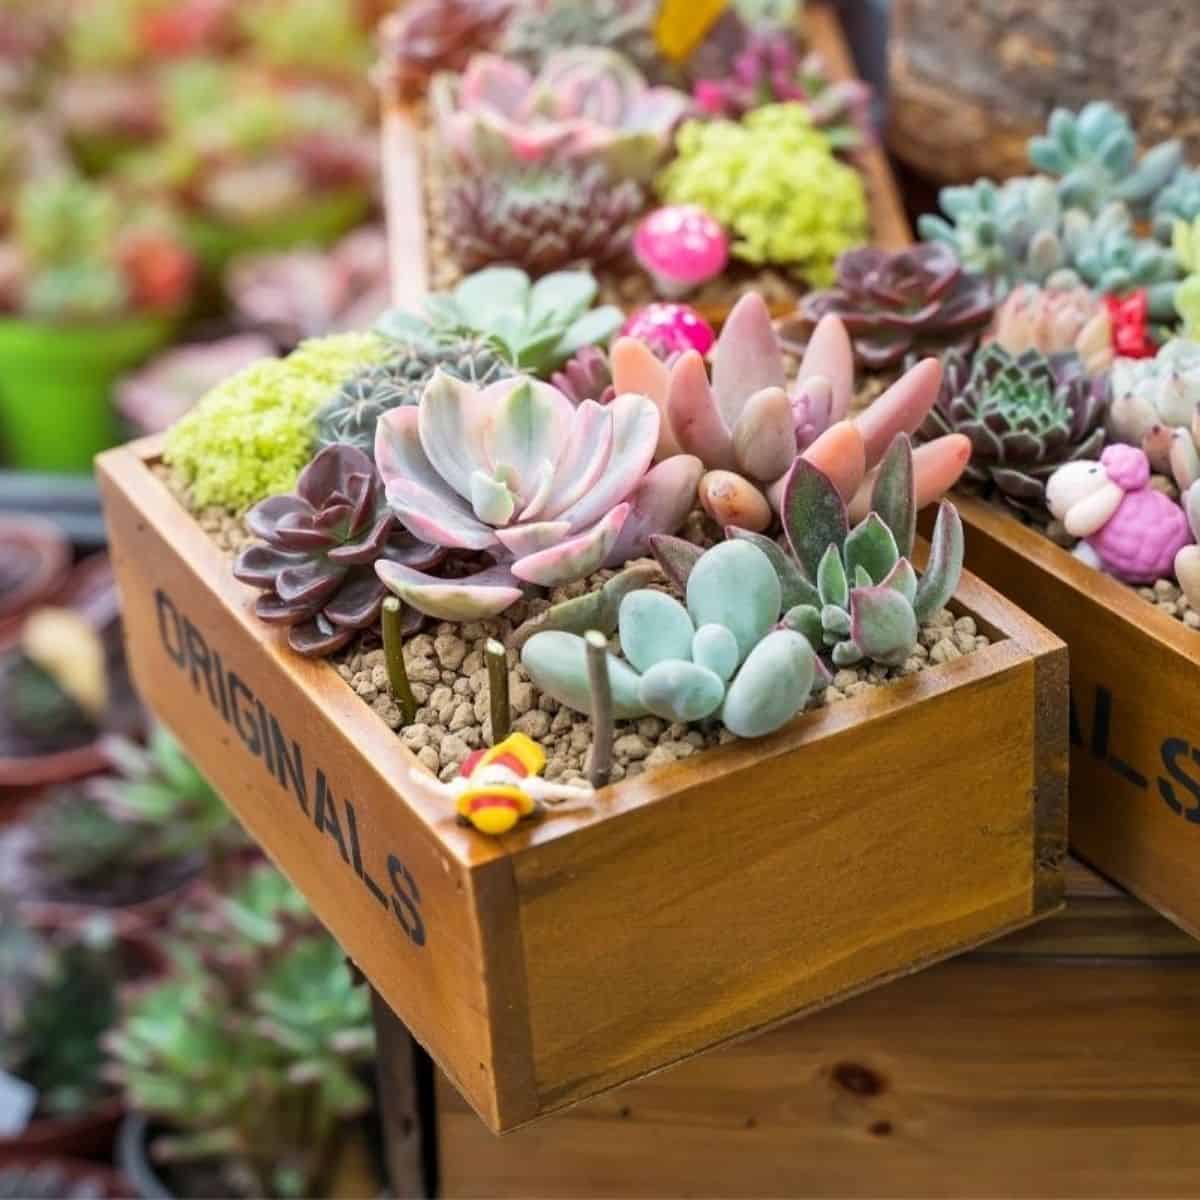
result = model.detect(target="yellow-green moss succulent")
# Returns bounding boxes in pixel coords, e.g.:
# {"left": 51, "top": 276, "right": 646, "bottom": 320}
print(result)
{"left": 163, "top": 332, "right": 388, "bottom": 511}
{"left": 656, "top": 103, "right": 869, "bottom": 286}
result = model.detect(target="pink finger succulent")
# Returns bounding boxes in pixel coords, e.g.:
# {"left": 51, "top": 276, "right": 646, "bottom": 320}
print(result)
{"left": 374, "top": 371, "right": 702, "bottom": 619}
{"left": 431, "top": 48, "right": 691, "bottom": 182}
{"left": 611, "top": 292, "right": 971, "bottom": 532}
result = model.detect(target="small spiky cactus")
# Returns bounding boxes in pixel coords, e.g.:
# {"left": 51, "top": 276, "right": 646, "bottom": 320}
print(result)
{"left": 443, "top": 164, "right": 645, "bottom": 276}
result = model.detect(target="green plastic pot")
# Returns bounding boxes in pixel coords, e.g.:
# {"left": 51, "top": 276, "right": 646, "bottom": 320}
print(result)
{"left": 0, "top": 314, "right": 176, "bottom": 473}
{"left": 186, "top": 187, "right": 371, "bottom": 275}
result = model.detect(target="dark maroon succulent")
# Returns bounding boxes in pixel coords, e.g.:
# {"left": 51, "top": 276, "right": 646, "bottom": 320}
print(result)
{"left": 782, "top": 243, "right": 995, "bottom": 371}
{"left": 233, "top": 445, "right": 442, "bottom": 657}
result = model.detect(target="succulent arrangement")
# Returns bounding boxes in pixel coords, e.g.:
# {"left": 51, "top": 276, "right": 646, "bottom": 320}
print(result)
{"left": 984, "top": 284, "right": 1113, "bottom": 378}
{"left": 0, "top": 912, "right": 122, "bottom": 1123}
{"left": 107, "top": 863, "right": 374, "bottom": 1200}
{"left": 784, "top": 243, "right": 995, "bottom": 370}
{"left": 656, "top": 103, "right": 868, "bottom": 285}
{"left": 432, "top": 48, "right": 690, "bottom": 184}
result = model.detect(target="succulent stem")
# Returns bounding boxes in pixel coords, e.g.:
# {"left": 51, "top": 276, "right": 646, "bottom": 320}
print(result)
{"left": 381, "top": 599, "right": 418, "bottom": 726}
{"left": 584, "top": 630, "right": 613, "bottom": 789}
{"left": 485, "top": 638, "right": 510, "bottom": 744}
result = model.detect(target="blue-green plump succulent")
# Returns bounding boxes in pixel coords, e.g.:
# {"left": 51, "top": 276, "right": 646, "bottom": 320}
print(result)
{"left": 1027, "top": 102, "right": 1183, "bottom": 216}
{"left": 1153, "top": 166, "right": 1200, "bottom": 244}
{"left": 742, "top": 433, "right": 964, "bottom": 668}
{"left": 520, "top": 539, "right": 819, "bottom": 739}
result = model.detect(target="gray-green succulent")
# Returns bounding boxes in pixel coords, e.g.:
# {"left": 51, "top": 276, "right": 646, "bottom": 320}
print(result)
{"left": 520, "top": 539, "right": 820, "bottom": 739}
{"left": 374, "top": 267, "right": 623, "bottom": 380}
{"left": 1027, "top": 101, "right": 1183, "bottom": 216}
{"left": 1153, "top": 166, "right": 1200, "bottom": 243}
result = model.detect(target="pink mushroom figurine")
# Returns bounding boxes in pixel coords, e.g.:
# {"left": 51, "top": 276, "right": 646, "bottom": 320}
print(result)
{"left": 633, "top": 205, "right": 729, "bottom": 298}
{"left": 620, "top": 302, "right": 715, "bottom": 359}
{"left": 1046, "top": 444, "right": 1193, "bottom": 583}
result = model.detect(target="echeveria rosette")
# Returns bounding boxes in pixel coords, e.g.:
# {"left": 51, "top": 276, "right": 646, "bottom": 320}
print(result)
{"left": 784, "top": 243, "right": 995, "bottom": 371}
{"left": 233, "top": 445, "right": 442, "bottom": 657}
{"left": 922, "top": 344, "right": 1109, "bottom": 514}
{"left": 374, "top": 371, "right": 703, "bottom": 620}
{"left": 431, "top": 48, "right": 691, "bottom": 183}
{"left": 761, "top": 433, "right": 964, "bottom": 669}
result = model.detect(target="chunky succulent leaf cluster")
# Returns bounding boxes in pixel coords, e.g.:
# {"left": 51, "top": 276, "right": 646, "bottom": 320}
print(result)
{"left": 377, "top": 0, "right": 514, "bottom": 102}
{"left": 693, "top": 31, "right": 870, "bottom": 149}
{"left": 29, "top": 726, "right": 232, "bottom": 892}
{"left": 657, "top": 103, "right": 868, "bottom": 284}
{"left": 551, "top": 344, "right": 615, "bottom": 405}
{"left": 375, "top": 267, "right": 623, "bottom": 379}
{"left": 767, "top": 434, "right": 963, "bottom": 668}
{"left": 1028, "top": 102, "right": 1183, "bottom": 216}
{"left": 314, "top": 339, "right": 513, "bottom": 457}
{"left": 432, "top": 47, "right": 690, "bottom": 183}
{"left": 233, "top": 444, "right": 442, "bottom": 656}
{"left": 922, "top": 344, "right": 1109, "bottom": 511}
{"left": 521, "top": 539, "right": 820, "bottom": 739}
{"left": 108, "top": 864, "right": 373, "bottom": 1199}
{"left": 1107, "top": 339, "right": 1200, "bottom": 489}
{"left": 444, "top": 162, "right": 645, "bottom": 276}
{"left": 0, "top": 912, "right": 118, "bottom": 1120}
{"left": 790, "top": 243, "right": 995, "bottom": 369}
{"left": 1172, "top": 216, "right": 1200, "bottom": 339}
{"left": 373, "top": 371, "right": 701, "bottom": 620}
{"left": 1154, "top": 166, "right": 1200, "bottom": 244}
{"left": 500, "top": 0, "right": 661, "bottom": 78}
{"left": 986, "top": 283, "right": 1113, "bottom": 378}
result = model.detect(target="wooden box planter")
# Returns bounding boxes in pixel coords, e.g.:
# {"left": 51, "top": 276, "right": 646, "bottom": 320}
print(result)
{"left": 380, "top": 2, "right": 911, "bottom": 321}
{"left": 941, "top": 494, "right": 1200, "bottom": 939}
{"left": 97, "top": 435, "right": 1068, "bottom": 1135}
{"left": 435, "top": 858, "right": 1200, "bottom": 1198}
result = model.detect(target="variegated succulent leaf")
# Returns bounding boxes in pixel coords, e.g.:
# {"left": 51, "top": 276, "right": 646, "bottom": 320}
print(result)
{"left": 781, "top": 455, "right": 849, "bottom": 582}
{"left": 913, "top": 500, "right": 964, "bottom": 624}
{"left": 869, "top": 433, "right": 916, "bottom": 557}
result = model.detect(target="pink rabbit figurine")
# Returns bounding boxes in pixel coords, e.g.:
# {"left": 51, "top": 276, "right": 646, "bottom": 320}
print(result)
{"left": 1045, "top": 444, "right": 1193, "bottom": 583}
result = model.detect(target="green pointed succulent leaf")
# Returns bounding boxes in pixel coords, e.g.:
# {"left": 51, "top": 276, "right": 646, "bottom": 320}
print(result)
{"left": 881, "top": 557, "right": 918, "bottom": 605}
{"left": 781, "top": 457, "right": 849, "bottom": 583}
{"left": 821, "top": 604, "right": 851, "bottom": 636}
{"left": 529, "top": 270, "right": 597, "bottom": 325}
{"left": 831, "top": 640, "right": 862, "bottom": 667}
{"left": 781, "top": 603, "right": 823, "bottom": 648}
{"left": 844, "top": 514, "right": 900, "bottom": 587}
{"left": 854, "top": 565, "right": 872, "bottom": 588}
{"left": 816, "top": 544, "right": 848, "bottom": 610}
{"left": 726, "top": 527, "right": 820, "bottom": 609}
{"left": 849, "top": 585, "right": 919, "bottom": 667}
{"left": 869, "top": 433, "right": 915, "bottom": 557}
{"left": 649, "top": 533, "right": 703, "bottom": 592}
{"left": 453, "top": 267, "right": 531, "bottom": 329}
{"left": 555, "top": 305, "right": 625, "bottom": 363}
{"left": 914, "top": 501, "right": 965, "bottom": 623}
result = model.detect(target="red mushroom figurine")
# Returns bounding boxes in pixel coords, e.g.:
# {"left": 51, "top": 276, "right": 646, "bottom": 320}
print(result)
{"left": 633, "top": 204, "right": 729, "bottom": 298}
{"left": 620, "top": 302, "right": 715, "bottom": 359}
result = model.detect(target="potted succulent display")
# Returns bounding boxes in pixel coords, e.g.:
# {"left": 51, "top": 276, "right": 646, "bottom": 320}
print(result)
{"left": 378, "top": 0, "right": 909, "bottom": 321}
{"left": 1, "top": 726, "right": 237, "bottom": 926}
{"left": 117, "top": 61, "right": 376, "bottom": 275}
{"left": 111, "top": 863, "right": 378, "bottom": 1199}
{"left": 0, "top": 555, "right": 143, "bottom": 790}
{"left": 0, "top": 908, "right": 164, "bottom": 1164}
{"left": 0, "top": 174, "right": 194, "bottom": 472}
{"left": 98, "top": 250, "right": 1068, "bottom": 1132}
{"left": 792, "top": 101, "right": 1200, "bottom": 936}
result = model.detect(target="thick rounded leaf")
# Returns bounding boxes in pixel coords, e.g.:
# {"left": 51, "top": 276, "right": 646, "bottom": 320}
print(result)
{"left": 854, "top": 357, "right": 943, "bottom": 470}
{"left": 698, "top": 469, "right": 771, "bottom": 533}
{"left": 722, "top": 630, "right": 816, "bottom": 738}
{"left": 649, "top": 533, "right": 702, "bottom": 591}
{"left": 843, "top": 513, "right": 900, "bottom": 587}
{"left": 233, "top": 543, "right": 306, "bottom": 589}
{"left": 849, "top": 585, "right": 919, "bottom": 667}
{"left": 511, "top": 503, "right": 630, "bottom": 586}
{"left": 667, "top": 350, "right": 736, "bottom": 470}
{"left": 686, "top": 541, "right": 781, "bottom": 663}
{"left": 794, "top": 313, "right": 853, "bottom": 424}
{"left": 245, "top": 494, "right": 312, "bottom": 542}
{"left": 288, "top": 614, "right": 356, "bottom": 658}
{"left": 781, "top": 603, "right": 823, "bottom": 648}
{"left": 619, "top": 590, "right": 695, "bottom": 673}
{"left": 913, "top": 501, "right": 964, "bottom": 622}
{"left": 521, "top": 630, "right": 647, "bottom": 719}
{"left": 610, "top": 336, "right": 678, "bottom": 458}
{"left": 781, "top": 456, "right": 849, "bottom": 582}
{"left": 725, "top": 528, "right": 819, "bottom": 609}
{"left": 692, "top": 623, "right": 738, "bottom": 682}
{"left": 732, "top": 386, "right": 796, "bottom": 483}
{"left": 711, "top": 293, "right": 786, "bottom": 429}
{"left": 376, "top": 561, "right": 524, "bottom": 620}
{"left": 638, "top": 660, "right": 725, "bottom": 723}
{"left": 603, "top": 454, "right": 704, "bottom": 566}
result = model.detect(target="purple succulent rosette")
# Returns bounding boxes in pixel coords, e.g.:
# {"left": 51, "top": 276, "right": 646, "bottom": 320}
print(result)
{"left": 233, "top": 444, "right": 442, "bottom": 657}
{"left": 788, "top": 243, "right": 995, "bottom": 371}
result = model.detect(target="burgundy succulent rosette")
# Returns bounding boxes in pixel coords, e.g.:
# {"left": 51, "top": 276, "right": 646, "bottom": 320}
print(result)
{"left": 785, "top": 243, "right": 995, "bottom": 371}
{"left": 233, "top": 445, "right": 441, "bottom": 656}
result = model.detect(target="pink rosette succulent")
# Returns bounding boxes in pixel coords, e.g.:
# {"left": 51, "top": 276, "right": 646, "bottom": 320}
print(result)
{"left": 633, "top": 205, "right": 729, "bottom": 297}
{"left": 620, "top": 303, "right": 715, "bottom": 358}
{"left": 431, "top": 47, "right": 691, "bottom": 182}
{"left": 374, "top": 372, "right": 703, "bottom": 619}
{"left": 1046, "top": 443, "right": 1193, "bottom": 583}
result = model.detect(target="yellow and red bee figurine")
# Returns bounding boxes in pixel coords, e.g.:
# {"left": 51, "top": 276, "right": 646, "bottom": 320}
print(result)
{"left": 423, "top": 733, "right": 593, "bottom": 835}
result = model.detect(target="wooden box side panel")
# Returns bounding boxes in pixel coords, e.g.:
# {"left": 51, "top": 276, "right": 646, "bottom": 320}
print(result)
{"left": 514, "top": 645, "right": 1047, "bottom": 1114}
{"left": 435, "top": 952, "right": 1200, "bottom": 1199}
{"left": 96, "top": 448, "right": 526, "bottom": 1129}
{"left": 954, "top": 495, "right": 1200, "bottom": 939}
